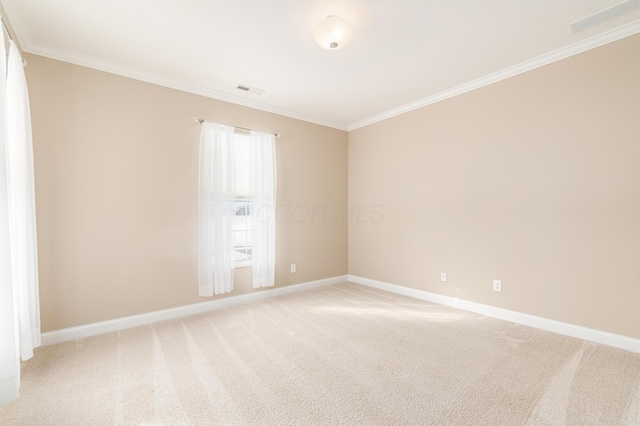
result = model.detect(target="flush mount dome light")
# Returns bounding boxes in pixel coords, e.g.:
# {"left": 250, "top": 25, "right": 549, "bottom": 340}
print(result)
{"left": 312, "top": 15, "right": 354, "bottom": 50}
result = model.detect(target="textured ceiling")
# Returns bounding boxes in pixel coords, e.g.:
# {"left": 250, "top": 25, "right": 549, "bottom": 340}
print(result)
{"left": 2, "top": 0, "right": 640, "bottom": 130}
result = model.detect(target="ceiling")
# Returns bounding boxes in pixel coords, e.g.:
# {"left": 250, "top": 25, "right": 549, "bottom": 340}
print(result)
{"left": 2, "top": 0, "right": 640, "bottom": 130}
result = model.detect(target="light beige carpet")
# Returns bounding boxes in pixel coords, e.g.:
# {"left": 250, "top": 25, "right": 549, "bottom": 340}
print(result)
{"left": 1, "top": 282, "right": 640, "bottom": 425}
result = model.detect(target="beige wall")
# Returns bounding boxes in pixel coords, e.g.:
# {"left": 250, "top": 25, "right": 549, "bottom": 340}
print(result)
{"left": 349, "top": 34, "right": 640, "bottom": 339}
{"left": 26, "top": 54, "right": 348, "bottom": 332}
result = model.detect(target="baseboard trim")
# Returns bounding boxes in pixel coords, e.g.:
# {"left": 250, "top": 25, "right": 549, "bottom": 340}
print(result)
{"left": 41, "top": 275, "right": 348, "bottom": 346}
{"left": 348, "top": 275, "right": 640, "bottom": 354}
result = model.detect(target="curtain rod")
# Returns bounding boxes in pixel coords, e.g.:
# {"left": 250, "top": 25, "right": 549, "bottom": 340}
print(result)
{"left": 195, "top": 118, "right": 280, "bottom": 138}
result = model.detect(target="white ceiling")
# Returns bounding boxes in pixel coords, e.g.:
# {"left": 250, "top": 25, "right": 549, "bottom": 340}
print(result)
{"left": 2, "top": 0, "right": 640, "bottom": 130}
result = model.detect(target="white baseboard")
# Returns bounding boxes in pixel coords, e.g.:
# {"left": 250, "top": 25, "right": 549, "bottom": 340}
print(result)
{"left": 41, "top": 275, "right": 348, "bottom": 346}
{"left": 348, "top": 275, "right": 640, "bottom": 354}
{"left": 43, "top": 273, "right": 639, "bottom": 354}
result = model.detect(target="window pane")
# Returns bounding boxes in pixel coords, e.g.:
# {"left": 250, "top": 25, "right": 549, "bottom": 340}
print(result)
{"left": 235, "top": 230, "right": 248, "bottom": 245}
{"left": 235, "top": 217, "right": 247, "bottom": 232}
{"left": 233, "top": 197, "right": 253, "bottom": 261}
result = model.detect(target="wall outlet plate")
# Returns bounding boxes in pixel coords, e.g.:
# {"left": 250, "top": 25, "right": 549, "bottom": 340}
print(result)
{"left": 493, "top": 279, "right": 502, "bottom": 292}
{"left": 290, "top": 264, "right": 296, "bottom": 273}
{"left": 441, "top": 272, "right": 447, "bottom": 282}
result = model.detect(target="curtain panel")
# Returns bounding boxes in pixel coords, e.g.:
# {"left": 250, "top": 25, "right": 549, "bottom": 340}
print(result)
{"left": 198, "top": 122, "right": 236, "bottom": 296}
{"left": 0, "top": 26, "right": 20, "bottom": 406}
{"left": 0, "top": 35, "right": 41, "bottom": 405}
{"left": 249, "top": 131, "right": 276, "bottom": 288}
{"left": 6, "top": 41, "right": 41, "bottom": 361}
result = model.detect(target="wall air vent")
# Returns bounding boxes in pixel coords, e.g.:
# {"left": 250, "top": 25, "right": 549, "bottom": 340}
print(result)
{"left": 236, "top": 84, "right": 265, "bottom": 95}
{"left": 570, "top": 0, "right": 639, "bottom": 33}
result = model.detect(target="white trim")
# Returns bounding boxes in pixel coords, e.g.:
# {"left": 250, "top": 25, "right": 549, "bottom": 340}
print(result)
{"left": 348, "top": 275, "right": 640, "bottom": 354}
{"left": 20, "top": 45, "right": 348, "bottom": 132}
{"left": 40, "top": 275, "right": 348, "bottom": 346}
{"left": 347, "top": 18, "right": 640, "bottom": 131}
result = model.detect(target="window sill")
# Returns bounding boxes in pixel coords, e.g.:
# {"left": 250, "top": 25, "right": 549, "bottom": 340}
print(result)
{"left": 234, "top": 260, "right": 251, "bottom": 269}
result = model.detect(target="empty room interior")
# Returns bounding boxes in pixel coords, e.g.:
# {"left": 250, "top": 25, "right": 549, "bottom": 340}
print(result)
{"left": 1, "top": 0, "right": 640, "bottom": 424}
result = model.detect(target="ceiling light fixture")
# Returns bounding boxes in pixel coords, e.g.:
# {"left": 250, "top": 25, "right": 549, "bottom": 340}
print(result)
{"left": 312, "top": 15, "right": 354, "bottom": 50}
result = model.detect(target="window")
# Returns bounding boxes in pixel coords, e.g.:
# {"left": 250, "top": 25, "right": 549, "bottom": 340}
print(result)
{"left": 198, "top": 121, "right": 276, "bottom": 296}
{"left": 233, "top": 133, "right": 252, "bottom": 266}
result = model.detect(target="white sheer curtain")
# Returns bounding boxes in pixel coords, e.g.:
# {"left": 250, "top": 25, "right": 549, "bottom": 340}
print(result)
{"left": 198, "top": 122, "right": 236, "bottom": 296}
{"left": 0, "top": 36, "right": 41, "bottom": 405}
{"left": 7, "top": 41, "right": 41, "bottom": 362}
{"left": 0, "top": 27, "right": 20, "bottom": 406}
{"left": 249, "top": 131, "right": 276, "bottom": 288}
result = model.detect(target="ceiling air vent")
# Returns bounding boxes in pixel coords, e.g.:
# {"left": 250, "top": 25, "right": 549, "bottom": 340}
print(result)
{"left": 236, "top": 84, "right": 265, "bottom": 95}
{"left": 570, "top": 0, "right": 639, "bottom": 33}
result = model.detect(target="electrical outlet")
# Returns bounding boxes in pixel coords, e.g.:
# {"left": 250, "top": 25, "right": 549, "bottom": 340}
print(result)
{"left": 290, "top": 264, "right": 296, "bottom": 273}
{"left": 493, "top": 279, "right": 502, "bottom": 292}
{"left": 441, "top": 272, "right": 447, "bottom": 282}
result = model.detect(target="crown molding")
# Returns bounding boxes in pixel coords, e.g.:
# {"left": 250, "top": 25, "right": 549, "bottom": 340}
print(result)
{"left": 21, "top": 44, "right": 349, "bottom": 132}
{"left": 347, "top": 18, "right": 640, "bottom": 131}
